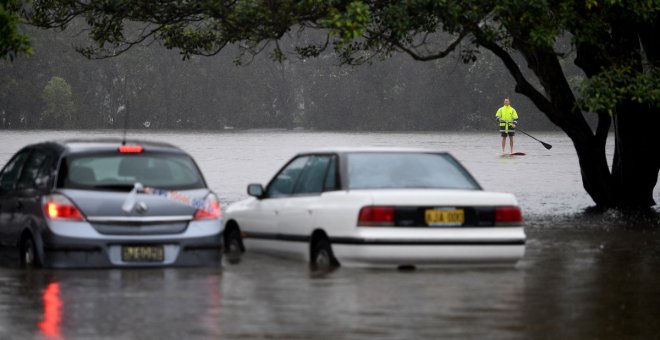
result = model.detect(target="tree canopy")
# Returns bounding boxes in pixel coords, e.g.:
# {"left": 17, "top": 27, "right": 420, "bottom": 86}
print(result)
{"left": 41, "top": 76, "right": 76, "bottom": 125}
{"left": 13, "top": 0, "right": 660, "bottom": 207}
{"left": 0, "top": 0, "right": 31, "bottom": 60}
{"left": 25, "top": 1, "right": 659, "bottom": 111}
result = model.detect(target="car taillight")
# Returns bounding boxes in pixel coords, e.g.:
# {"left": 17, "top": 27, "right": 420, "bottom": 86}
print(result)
{"left": 118, "top": 145, "right": 144, "bottom": 153}
{"left": 43, "top": 194, "right": 84, "bottom": 221}
{"left": 358, "top": 206, "right": 395, "bottom": 226}
{"left": 495, "top": 206, "right": 522, "bottom": 225}
{"left": 193, "top": 193, "right": 222, "bottom": 220}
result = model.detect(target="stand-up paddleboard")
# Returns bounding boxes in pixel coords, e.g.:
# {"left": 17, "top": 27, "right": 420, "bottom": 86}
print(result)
{"left": 499, "top": 152, "right": 526, "bottom": 158}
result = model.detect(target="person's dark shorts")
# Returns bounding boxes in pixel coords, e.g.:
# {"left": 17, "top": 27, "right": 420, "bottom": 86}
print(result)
{"left": 500, "top": 130, "right": 515, "bottom": 137}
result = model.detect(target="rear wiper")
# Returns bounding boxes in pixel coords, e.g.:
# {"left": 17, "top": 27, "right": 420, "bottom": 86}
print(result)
{"left": 90, "top": 184, "right": 136, "bottom": 191}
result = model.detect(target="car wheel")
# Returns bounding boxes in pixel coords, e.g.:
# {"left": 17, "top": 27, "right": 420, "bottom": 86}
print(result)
{"left": 20, "top": 236, "right": 40, "bottom": 269}
{"left": 311, "top": 238, "right": 338, "bottom": 271}
{"left": 225, "top": 229, "right": 243, "bottom": 264}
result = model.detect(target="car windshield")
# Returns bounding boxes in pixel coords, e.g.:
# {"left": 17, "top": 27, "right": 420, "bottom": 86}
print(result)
{"left": 59, "top": 152, "right": 205, "bottom": 191}
{"left": 346, "top": 152, "right": 480, "bottom": 190}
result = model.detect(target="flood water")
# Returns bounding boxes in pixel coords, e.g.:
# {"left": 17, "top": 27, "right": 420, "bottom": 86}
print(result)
{"left": 0, "top": 130, "right": 659, "bottom": 339}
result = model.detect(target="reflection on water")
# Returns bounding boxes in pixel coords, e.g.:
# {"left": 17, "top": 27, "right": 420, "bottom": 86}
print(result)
{"left": 217, "top": 256, "right": 526, "bottom": 338}
{"left": 38, "top": 282, "right": 62, "bottom": 339}
{"left": 0, "top": 269, "right": 224, "bottom": 339}
{"left": 522, "top": 220, "right": 660, "bottom": 339}
{"left": 0, "top": 218, "right": 658, "bottom": 338}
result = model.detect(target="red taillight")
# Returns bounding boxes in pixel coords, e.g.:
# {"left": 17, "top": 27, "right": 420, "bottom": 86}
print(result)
{"left": 43, "top": 194, "right": 84, "bottom": 221}
{"left": 358, "top": 206, "right": 395, "bottom": 226}
{"left": 193, "top": 194, "right": 222, "bottom": 220}
{"left": 118, "top": 145, "right": 144, "bottom": 153}
{"left": 495, "top": 206, "right": 522, "bottom": 224}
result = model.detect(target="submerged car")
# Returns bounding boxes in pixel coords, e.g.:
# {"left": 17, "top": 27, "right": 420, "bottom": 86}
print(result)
{"left": 0, "top": 139, "right": 223, "bottom": 268}
{"left": 224, "top": 148, "right": 526, "bottom": 268}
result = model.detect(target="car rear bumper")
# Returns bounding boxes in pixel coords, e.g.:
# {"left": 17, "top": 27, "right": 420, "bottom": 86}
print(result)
{"left": 39, "top": 220, "right": 223, "bottom": 268}
{"left": 332, "top": 243, "right": 525, "bottom": 267}
{"left": 331, "top": 227, "right": 526, "bottom": 268}
{"left": 40, "top": 233, "right": 222, "bottom": 268}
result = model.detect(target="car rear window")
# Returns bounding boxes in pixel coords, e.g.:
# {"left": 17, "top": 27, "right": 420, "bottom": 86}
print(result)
{"left": 346, "top": 152, "right": 480, "bottom": 190}
{"left": 59, "top": 152, "right": 205, "bottom": 191}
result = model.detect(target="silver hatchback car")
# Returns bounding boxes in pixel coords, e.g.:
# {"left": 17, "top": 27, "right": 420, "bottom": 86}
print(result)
{"left": 0, "top": 139, "right": 223, "bottom": 268}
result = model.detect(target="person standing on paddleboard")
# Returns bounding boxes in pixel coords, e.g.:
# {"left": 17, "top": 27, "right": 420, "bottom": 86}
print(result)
{"left": 496, "top": 97, "right": 519, "bottom": 154}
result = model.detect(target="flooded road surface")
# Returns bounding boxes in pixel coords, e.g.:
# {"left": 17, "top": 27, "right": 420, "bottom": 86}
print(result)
{"left": 0, "top": 130, "right": 658, "bottom": 338}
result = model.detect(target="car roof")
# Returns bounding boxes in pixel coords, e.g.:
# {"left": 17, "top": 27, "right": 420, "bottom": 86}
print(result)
{"left": 30, "top": 138, "right": 186, "bottom": 155}
{"left": 295, "top": 146, "right": 450, "bottom": 155}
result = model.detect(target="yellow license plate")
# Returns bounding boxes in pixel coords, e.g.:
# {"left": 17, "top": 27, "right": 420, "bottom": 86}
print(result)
{"left": 122, "top": 245, "right": 165, "bottom": 262}
{"left": 425, "top": 209, "right": 465, "bottom": 226}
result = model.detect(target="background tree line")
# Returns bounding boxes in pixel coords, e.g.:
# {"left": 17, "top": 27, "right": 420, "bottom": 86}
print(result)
{"left": 0, "top": 24, "right": 567, "bottom": 131}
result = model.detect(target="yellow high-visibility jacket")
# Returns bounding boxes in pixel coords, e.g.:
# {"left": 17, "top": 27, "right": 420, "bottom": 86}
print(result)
{"left": 496, "top": 105, "right": 518, "bottom": 132}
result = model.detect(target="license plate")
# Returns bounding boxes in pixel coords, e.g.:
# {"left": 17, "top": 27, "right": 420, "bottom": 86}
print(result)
{"left": 122, "top": 245, "right": 165, "bottom": 262}
{"left": 425, "top": 208, "right": 464, "bottom": 226}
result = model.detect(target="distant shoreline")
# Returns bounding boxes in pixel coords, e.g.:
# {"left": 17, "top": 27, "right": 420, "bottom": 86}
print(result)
{"left": 0, "top": 126, "right": 564, "bottom": 133}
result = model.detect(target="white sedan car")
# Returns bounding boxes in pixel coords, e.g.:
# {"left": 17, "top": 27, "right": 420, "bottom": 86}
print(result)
{"left": 224, "top": 148, "right": 525, "bottom": 269}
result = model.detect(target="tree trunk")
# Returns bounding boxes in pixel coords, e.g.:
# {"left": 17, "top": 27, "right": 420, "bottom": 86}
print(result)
{"left": 510, "top": 31, "right": 658, "bottom": 208}
{"left": 566, "top": 115, "right": 617, "bottom": 206}
{"left": 511, "top": 46, "right": 621, "bottom": 207}
{"left": 611, "top": 101, "right": 660, "bottom": 207}
{"left": 607, "top": 23, "right": 660, "bottom": 207}
{"left": 552, "top": 100, "right": 659, "bottom": 208}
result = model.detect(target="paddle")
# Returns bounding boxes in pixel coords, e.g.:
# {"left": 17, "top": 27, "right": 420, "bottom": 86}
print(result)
{"left": 516, "top": 128, "right": 552, "bottom": 150}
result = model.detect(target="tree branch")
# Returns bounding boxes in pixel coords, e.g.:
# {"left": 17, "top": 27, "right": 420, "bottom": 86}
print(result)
{"left": 595, "top": 111, "right": 611, "bottom": 151}
{"left": 76, "top": 25, "right": 161, "bottom": 59}
{"left": 473, "top": 28, "right": 557, "bottom": 124}
{"left": 392, "top": 31, "right": 467, "bottom": 62}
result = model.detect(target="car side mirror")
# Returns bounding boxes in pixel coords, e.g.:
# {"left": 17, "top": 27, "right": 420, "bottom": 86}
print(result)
{"left": 247, "top": 183, "right": 264, "bottom": 198}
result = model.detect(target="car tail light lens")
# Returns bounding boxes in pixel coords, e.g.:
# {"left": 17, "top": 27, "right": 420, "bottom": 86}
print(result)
{"left": 43, "top": 194, "right": 84, "bottom": 221}
{"left": 118, "top": 145, "right": 144, "bottom": 153}
{"left": 358, "top": 206, "right": 395, "bottom": 226}
{"left": 193, "top": 193, "right": 222, "bottom": 220}
{"left": 495, "top": 206, "right": 522, "bottom": 225}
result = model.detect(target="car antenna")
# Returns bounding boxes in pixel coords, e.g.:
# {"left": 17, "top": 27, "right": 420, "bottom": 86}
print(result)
{"left": 121, "top": 80, "right": 129, "bottom": 146}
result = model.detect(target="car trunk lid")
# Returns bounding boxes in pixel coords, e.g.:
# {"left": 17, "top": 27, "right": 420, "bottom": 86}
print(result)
{"left": 58, "top": 188, "right": 210, "bottom": 234}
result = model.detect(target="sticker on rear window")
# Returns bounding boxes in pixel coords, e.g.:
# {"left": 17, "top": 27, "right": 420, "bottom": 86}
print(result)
{"left": 122, "top": 182, "right": 213, "bottom": 213}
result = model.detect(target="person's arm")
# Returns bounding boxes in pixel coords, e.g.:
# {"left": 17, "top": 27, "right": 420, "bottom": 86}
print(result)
{"left": 496, "top": 108, "right": 502, "bottom": 122}
{"left": 512, "top": 108, "right": 518, "bottom": 127}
